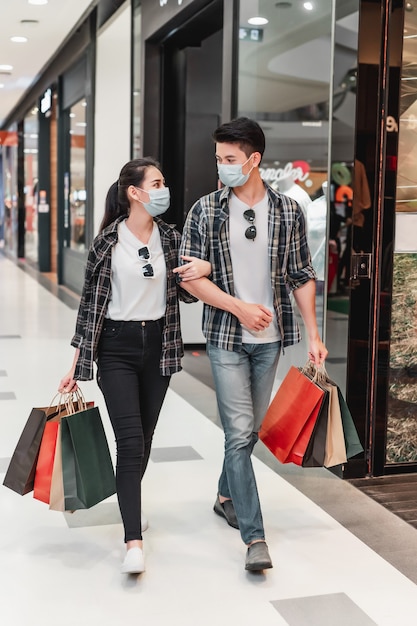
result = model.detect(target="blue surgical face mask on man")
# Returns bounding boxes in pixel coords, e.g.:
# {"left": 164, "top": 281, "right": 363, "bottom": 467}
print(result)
{"left": 217, "top": 154, "right": 255, "bottom": 188}
{"left": 137, "top": 187, "right": 171, "bottom": 217}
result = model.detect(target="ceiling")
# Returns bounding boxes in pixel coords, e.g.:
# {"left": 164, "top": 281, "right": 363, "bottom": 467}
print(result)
{"left": 0, "top": 0, "right": 95, "bottom": 128}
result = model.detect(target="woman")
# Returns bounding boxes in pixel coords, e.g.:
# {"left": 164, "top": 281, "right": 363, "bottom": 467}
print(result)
{"left": 59, "top": 158, "right": 210, "bottom": 575}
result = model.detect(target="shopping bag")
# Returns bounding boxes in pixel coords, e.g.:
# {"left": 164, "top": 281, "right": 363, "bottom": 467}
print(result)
{"left": 304, "top": 363, "right": 363, "bottom": 463}
{"left": 323, "top": 383, "right": 347, "bottom": 468}
{"left": 49, "top": 424, "right": 65, "bottom": 511}
{"left": 61, "top": 405, "right": 116, "bottom": 510}
{"left": 33, "top": 420, "right": 60, "bottom": 504}
{"left": 337, "top": 387, "right": 364, "bottom": 458}
{"left": 3, "top": 396, "right": 67, "bottom": 495}
{"left": 259, "top": 366, "right": 326, "bottom": 464}
{"left": 300, "top": 388, "right": 330, "bottom": 467}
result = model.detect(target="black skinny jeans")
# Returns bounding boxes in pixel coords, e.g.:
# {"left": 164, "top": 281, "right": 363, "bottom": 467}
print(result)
{"left": 97, "top": 319, "right": 170, "bottom": 542}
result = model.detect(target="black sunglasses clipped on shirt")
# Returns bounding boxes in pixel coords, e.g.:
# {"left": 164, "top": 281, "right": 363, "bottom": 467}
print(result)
{"left": 243, "top": 209, "right": 256, "bottom": 241}
{"left": 138, "top": 246, "right": 154, "bottom": 278}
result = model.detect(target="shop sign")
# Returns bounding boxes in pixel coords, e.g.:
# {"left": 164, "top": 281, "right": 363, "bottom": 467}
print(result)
{"left": 260, "top": 161, "right": 311, "bottom": 184}
{"left": 386, "top": 115, "right": 398, "bottom": 133}
{"left": 239, "top": 27, "right": 263, "bottom": 42}
{"left": 0, "top": 131, "right": 18, "bottom": 146}
{"left": 40, "top": 88, "right": 52, "bottom": 116}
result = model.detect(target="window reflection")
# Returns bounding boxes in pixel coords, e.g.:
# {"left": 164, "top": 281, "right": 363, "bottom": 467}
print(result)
{"left": 69, "top": 99, "right": 87, "bottom": 251}
{"left": 132, "top": 1, "right": 142, "bottom": 157}
{"left": 2, "top": 130, "right": 18, "bottom": 256}
{"left": 238, "top": 0, "right": 334, "bottom": 333}
{"left": 238, "top": 1, "right": 359, "bottom": 393}
{"left": 386, "top": 5, "right": 417, "bottom": 464}
{"left": 24, "top": 108, "right": 39, "bottom": 264}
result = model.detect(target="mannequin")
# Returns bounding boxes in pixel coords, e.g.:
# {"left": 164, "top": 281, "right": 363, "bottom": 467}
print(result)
{"left": 274, "top": 173, "right": 311, "bottom": 217}
{"left": 305, "top": 182, "right": 328, "bottom": 282}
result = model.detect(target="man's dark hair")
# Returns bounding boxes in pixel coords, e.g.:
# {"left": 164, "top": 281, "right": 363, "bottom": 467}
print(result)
{"left": 212, "top": 117, "right": 265, "bottom": 159}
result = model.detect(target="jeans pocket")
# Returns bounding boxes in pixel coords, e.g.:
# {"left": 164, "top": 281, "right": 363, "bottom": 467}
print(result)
{"left": 100, "top": 322, "right": 123, "bottom": 339}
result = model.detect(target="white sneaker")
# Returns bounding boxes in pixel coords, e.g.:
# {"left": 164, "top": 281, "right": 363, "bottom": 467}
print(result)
{"left": 121, "top": 547, "right": 145, "bottom": 574}
{"left": 141, "top": 512, "right": 149, "bottom": 532}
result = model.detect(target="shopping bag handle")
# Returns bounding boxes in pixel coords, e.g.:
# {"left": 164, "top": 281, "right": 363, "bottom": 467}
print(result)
{"left": 301, "top": 361, "right": 323, "bottom": 383}
{"left": 302, "top": 361, "right": 333, "bottom": 386}
{"left": 45, "top": 393, "right": 69, "bottom": 417}
{"left": 65, "top": 388, "right": 88, "bottom": 415}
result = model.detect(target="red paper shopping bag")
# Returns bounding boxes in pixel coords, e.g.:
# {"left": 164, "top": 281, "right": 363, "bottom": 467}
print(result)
{"left": 259, "top": 367, "right": 325, "bottom": 464}
{"left": 33, "top": 420, "right": 60, "bottom": 504}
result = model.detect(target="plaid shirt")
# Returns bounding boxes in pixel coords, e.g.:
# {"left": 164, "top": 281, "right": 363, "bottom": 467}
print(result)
{"left": 71, "top": 215, "right": 196, "bottom": 380}
{"left": 179, "top": 182, "right": 316, "bottom": 351}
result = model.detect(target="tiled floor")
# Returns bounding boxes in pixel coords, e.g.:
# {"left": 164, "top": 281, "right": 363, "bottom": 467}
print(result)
{"left": 2, "top": 253, "right": 417, "bottom": 626}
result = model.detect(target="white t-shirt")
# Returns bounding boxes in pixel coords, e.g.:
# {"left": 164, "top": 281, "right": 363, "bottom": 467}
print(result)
{"left": 229, "top": 192, "right": 280, "bottom": 344}
{"left": 106, "top": 220, "right": 166, "bottom": 321}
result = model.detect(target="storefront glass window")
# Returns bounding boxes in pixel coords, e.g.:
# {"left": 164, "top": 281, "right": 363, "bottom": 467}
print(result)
{"left": 237, "top": 1, "right": 360, "bottom": 390}
{"left": 132, "top": 0, "right": 142, "bottom": 157}
{"left": 237, "top": 1, "right": 334, "bottom": 338}
{"left": 24, "top": 107, "right": 39, "bottom": 264}
{"left": 2, "top": 125, "right": 18, "bottom": 256}
{"left": 69, "top": 99, "right": 87, "bottom": 251}
{"left": 386, "top": 7, "right": 417, "bottom": 464}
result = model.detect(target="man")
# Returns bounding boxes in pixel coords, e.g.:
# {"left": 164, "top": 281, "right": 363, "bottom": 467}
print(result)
{"left": 174, "top": 117, "right": 327, "bottom": 572}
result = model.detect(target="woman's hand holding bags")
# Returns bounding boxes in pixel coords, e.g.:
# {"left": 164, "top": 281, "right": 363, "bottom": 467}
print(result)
{"left": 4, "top": 388, "right": 116, "bottom": 511}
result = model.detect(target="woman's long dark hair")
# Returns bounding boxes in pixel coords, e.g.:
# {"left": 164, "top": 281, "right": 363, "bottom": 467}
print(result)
{"left": 99, "top": 157, "right": 162, "bottom": 232}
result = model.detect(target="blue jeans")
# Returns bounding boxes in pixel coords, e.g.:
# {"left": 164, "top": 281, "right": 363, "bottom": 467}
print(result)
{"left": 207, "top": 341, "right": 281, "bottom": 544}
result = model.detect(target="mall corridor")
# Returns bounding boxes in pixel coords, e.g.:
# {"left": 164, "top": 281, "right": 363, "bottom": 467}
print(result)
{"left": 2, "top": 254, "right": 417, "bottom": 626}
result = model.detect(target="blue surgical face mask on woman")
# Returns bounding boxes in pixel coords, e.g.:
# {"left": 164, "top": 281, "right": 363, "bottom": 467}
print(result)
{"left": 137, "top": 186, "right": 171, "bottom": 217}
{"left": 217, "top": 154, "right": 254, "bottom": 188}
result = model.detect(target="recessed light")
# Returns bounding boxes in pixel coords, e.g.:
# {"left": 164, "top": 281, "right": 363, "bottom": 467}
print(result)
{"left": 28, "top": 0, "right": 48, "bottom": 5}
{"left": 0, "top": 65, "right": 13, "bottom": 72}
{"left": 248, "top": 16, "right": 269, "bottom": 25}
{"left": 11, "top": 36, "right": 28, "bottom": 43}
{"left": 303, "top": 2, "right": 314, "bottom": 10}
{"left": 0, "top": 84, "right": 4, "bottom": 89}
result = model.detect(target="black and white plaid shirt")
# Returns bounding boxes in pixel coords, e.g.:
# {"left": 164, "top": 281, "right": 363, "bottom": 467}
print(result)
{"left": 71, "top": 215, "right": 196, "bottom": 380}
{"left": 179, "top": 182, "right": 316, "bottom": 352}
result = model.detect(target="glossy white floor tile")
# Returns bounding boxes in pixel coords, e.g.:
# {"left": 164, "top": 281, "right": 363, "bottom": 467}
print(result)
{"left": 1, "top": 254, "right": 417, "bottom": 626}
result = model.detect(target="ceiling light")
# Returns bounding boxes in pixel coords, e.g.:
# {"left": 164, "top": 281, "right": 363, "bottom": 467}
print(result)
{"left": 0, "top": 65, "right": 13, "bottom": 72}
{"left": 303, "top": 2, "right": 314, "bottom": 9}
{"left": 0, "top": 84, "right": 4, "bottom": 89}
{"left": 11, "top": 36, "right": 28, "bottom": 43}
{"left": 28, "top": 0, "right": 48, "bottom": 5}
{"left": 248, "top": 16, "right": 269, "bottom": 25}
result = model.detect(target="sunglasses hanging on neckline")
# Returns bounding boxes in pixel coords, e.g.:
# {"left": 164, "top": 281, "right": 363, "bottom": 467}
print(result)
{"left": 137, "top": 246, "right": 154, "bottom": 278}
{"left": 243, "top": 209, "right": 256, "bottom": 241}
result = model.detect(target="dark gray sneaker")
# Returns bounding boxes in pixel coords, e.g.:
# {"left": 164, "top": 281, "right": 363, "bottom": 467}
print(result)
{"left": 213, "top": 496, "right": 239, "bottom": 529}
{"left": 245, "top": 541, "right": 273, "bottom": 571}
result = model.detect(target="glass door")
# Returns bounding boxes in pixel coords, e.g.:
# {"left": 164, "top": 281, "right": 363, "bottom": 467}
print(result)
{"left": 385, "top": 7, "right": 417, "bottom": 467}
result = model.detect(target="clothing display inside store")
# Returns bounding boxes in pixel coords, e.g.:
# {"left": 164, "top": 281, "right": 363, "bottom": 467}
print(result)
{"left": 306, "top": 182, "right": 328, "bottom": 282}
{"left": 275, "top": 173, "right": 311, "bottom": 216}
